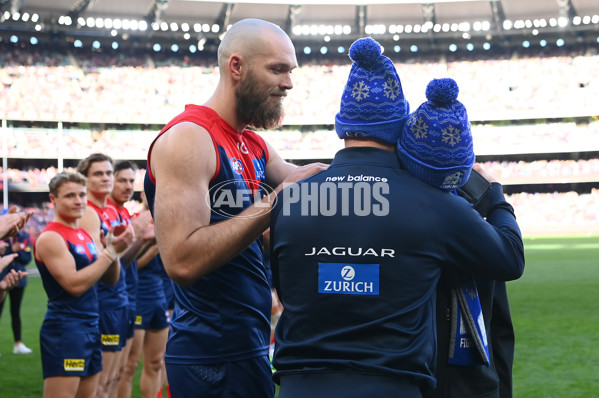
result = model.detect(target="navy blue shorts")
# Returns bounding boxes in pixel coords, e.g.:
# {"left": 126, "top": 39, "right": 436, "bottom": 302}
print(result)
{"left": 99, "top": 307, "right": 128, "bottom": 351}
{"left": 166, "top": 355, "right": 274, "bottom": 398}
{"left": 134, "top": 299, "right": 169, "bottom": 330}
{"left": 40, "top": 327, "right": 103, "bottom": 379}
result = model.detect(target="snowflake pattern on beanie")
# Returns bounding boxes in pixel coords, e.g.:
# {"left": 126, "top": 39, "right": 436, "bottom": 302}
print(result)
{"left": 397, "top": 78, "right": 475, "bottom": 190}
{"left": 335, "top": 37, "right": 409, "bottom": 145}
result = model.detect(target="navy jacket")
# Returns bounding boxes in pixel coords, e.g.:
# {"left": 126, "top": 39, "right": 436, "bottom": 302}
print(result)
{"left": 423, "top": 274, "right": 514, "bottom": 398}
{"left": 270, "top": 147, "right": 524, "bottom": 392}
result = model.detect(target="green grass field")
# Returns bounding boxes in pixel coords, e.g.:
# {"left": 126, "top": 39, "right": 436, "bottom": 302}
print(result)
{"left": 0, "top": 271, "right": 143, "bottom": 397}
{"left": 510, "top": 235, "right": 599, "bottom": 397}
{"left": 1, "top": 235, "right": 597, "bottom": 397}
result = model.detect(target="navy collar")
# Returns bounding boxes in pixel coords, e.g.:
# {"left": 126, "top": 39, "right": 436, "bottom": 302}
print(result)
{"left": 330, "top": 146, "right": 401, "bottom": 169}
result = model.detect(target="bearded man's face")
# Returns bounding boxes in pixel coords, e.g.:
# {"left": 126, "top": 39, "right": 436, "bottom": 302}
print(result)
{"left": 236, "top": 67, "right": 286, "bottom": 130}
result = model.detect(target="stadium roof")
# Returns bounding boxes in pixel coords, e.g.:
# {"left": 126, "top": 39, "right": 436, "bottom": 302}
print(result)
{"left": 1, "top": 0, "right": 598, "bottom": 54}
{"left": 4, "top": 0, "right": 597, "bottom": 27}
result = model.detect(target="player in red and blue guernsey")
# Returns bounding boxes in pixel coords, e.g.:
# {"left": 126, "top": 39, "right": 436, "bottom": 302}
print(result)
{"left": 34, "top": 172, "right": 130, "bottom": 398}
{"left": 77, "top": 154, "right": 134, "bottom": 397}
{"left": 144, "top": 18, "right": 326, "bottom": 398}
{"left": 107, "top": 160, "right": 155, "bottom": 398}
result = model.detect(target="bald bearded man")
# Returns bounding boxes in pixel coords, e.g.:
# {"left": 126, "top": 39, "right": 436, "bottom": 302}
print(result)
{"left": 144, "top": 18, "right": 327, "bottom": 398}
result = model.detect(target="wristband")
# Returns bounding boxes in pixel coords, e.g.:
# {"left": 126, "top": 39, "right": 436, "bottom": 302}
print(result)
{"left": 103, "top": 247, "right": 117, "bottom": 263}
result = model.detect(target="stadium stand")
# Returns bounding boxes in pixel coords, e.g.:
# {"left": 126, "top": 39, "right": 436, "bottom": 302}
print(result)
{"left": 1, "top": 42, "right": 597, "bottom": 236}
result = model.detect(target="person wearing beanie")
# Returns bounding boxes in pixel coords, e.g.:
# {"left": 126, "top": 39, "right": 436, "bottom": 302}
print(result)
{"left": 334, "top": 37, "right": 410, "bottom": 144}
{"left": 399, "top": 78, "right": 517, "bottom": 398}
{"left": 269, "top": 38, "right": 524, "bottom": 398}
{"left": 397, "top": 77, "right": 474, "bottom": 191}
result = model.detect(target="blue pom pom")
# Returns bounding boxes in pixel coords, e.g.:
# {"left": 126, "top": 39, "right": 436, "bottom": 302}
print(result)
{"left": 425, "top": 78, "right": 459, "bottom": 106}
{"left": 349, "top": 37, "right": 382, "bottom": 68}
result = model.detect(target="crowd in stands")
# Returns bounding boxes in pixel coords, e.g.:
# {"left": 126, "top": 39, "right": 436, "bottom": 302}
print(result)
{"left": 1, "top": 120, "right": 598, "bottom": 236}
{"left": 1, "top": 45, "right": 598, "bottom": 124}
{"left": 508, "top": 189, "right": 599, "bottom": 235}
{"left": 4, "top": 128, "right": 156, "bottom": 160}
{"left": 4, "top": 157, "right": 598, "bottom": 193}
{"left": 483, "top": 159, "right": 599, "bottom": 183}
{"left": 2, "top": 166, "right": 146, "bottom": 192}
{"left": 2, "top": 157, "right": 598, "bottom": 237}
{"left": 8, "top": 187, "right": 597, "bottom": 240}
{"left": 257, "top": 121, "right": 599, "bottom": 157}
{"left": 3, "top": 121, "right": 599, "bottom": 159}
{"left": 1, "top": 44, "right": 597, "bottom": 236}
{"left": 2, "top": 120, "right": 599, "bottom": 188}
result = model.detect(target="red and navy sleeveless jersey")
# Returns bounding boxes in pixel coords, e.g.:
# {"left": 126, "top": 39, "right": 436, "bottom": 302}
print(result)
{"left": 144, "top": 105, "right": 272, "bottom": 364}
{"left": 106, "top": 199, "right": 131, "bottom": 226}
{"left": 87, "top": 200, "right": 121, "bottom": 236}
{"left": 146, "top": 105, "right": 270, "bottom": 222}
{"left": 87, "top": 200, "right": 129, "bottom": 310}
{"left": 107, "top": 198, "right": 138, "bottom": 308}
{"left": 34, "top": 222, "right": 99, "bottom": 322}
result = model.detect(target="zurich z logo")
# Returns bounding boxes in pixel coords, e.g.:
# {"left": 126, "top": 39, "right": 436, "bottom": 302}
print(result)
{"left": 318, "top": 263, "right": 380, "bottom": 295}
{"left": 231, "top": 158, "right": 244, "bottom": 174}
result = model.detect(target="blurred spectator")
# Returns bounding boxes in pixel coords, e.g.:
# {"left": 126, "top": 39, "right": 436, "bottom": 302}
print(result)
{"left": 0, "top": 228, "right": 33, "bottom": 354}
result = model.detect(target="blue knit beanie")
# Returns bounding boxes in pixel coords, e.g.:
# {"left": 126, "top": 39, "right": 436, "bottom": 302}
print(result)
{"left": 335, "top": 37, "right": 409, "bottom": 145}
{"left": 397, "top": 78, "right": 474, "bottom": 190}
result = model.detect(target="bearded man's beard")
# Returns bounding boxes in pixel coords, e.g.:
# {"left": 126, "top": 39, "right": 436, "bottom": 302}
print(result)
{"left": 236, "top": 72, "right": 285, "bottom": 130}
